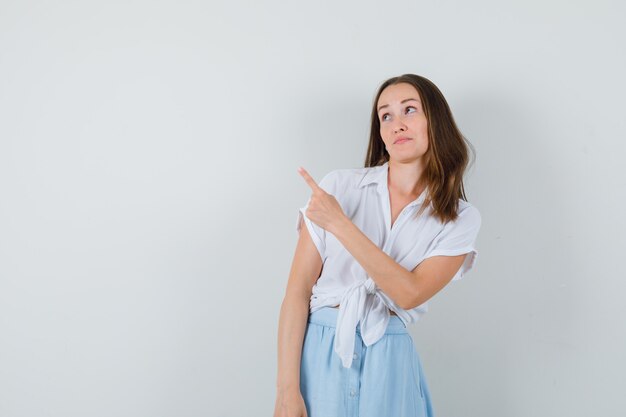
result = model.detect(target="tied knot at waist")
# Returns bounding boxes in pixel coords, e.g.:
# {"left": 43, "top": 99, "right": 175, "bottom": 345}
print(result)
{"left": 333, "top": 277, "right": 395, "bottom": 368}
{"left": 362, "top": 276, "right": 377, "bottom": 294}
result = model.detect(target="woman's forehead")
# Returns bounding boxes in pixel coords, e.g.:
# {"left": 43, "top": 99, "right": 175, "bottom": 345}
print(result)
{"left": 378, "top": 83, "right": 422, "bottom": 109}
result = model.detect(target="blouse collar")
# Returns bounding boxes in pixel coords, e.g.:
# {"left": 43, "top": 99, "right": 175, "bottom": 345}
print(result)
{"left": 358, "top": 161, "right": 429, "bottom": 207}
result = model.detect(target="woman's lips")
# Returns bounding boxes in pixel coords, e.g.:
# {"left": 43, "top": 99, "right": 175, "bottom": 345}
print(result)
{"left": 394, "top": 138, "right": 412, "bottom": 144}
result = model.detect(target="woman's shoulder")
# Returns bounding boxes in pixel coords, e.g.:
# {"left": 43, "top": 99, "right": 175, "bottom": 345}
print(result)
{"left": 454, "top": 199, "right": 482, "bottom": 226}
{"left": 457, "top": 198, "right": 480, "bottom": 213}
{"left": 319, "top": 166, "right": 374, "bottom": 192}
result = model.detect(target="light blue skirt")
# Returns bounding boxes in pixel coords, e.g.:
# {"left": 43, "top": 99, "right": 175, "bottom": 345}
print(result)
{"left": 300, "top": 306, "right": 435, "bottom": 417}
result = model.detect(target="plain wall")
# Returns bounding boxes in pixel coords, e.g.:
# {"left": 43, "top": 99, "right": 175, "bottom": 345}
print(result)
{"left": 1, "top": 0, "right": 624, "bottom": 416}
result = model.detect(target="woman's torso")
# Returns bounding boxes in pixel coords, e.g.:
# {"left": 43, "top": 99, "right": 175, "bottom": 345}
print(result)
{"left": 301, "top": 162, "right": 478, "bottom": 318}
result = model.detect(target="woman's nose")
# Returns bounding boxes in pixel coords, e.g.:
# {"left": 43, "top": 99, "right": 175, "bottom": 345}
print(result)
{"left": 393, "top": 123, "right": 406, "bottom": 133}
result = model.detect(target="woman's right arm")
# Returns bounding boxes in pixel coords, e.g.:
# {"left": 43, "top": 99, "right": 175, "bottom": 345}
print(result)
{"left": 274, "top": 221, "right": 323, "bottom": 417}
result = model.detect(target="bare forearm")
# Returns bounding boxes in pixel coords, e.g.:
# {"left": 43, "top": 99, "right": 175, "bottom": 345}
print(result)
{"left": 276, "top": 294, "right": 310, "bottom": 392}
{"left": 331, "top": 217, "right": 415, "bottom": 309}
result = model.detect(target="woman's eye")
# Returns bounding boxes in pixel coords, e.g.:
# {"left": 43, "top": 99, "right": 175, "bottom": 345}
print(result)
{"left": 381, "top": 107, "right": 416, "bottom": 122}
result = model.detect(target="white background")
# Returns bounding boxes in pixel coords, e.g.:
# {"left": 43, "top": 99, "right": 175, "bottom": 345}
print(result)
{"left": 1, "top": 1, "right": 624, "bottom": 416}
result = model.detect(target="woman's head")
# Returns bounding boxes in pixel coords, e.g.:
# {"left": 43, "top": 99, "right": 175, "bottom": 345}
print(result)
{"left": 374, "top": 81, "right": 430, "bottom": 166}
{"left": 365, "top": 74, "right": 476, "bottom": 222}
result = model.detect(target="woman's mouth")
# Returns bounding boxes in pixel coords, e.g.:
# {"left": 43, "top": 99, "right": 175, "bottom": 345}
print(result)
{"left": 394, "top": 138, "right": 412, "bottom": 144}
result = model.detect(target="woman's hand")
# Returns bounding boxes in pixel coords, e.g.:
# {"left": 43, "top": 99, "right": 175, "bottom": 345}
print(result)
{"left": 273, "top": 386, "right": 308, "bottom": 417}
{"left": 298, "top": 166, "right": 349, "bottom": 235}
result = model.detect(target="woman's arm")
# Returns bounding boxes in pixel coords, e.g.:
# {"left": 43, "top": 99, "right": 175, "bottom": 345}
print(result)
{"left": 275, "top": 222, "right": 322, "bottom": 400}
{"left": 330, "top": 217, "right": 466, "bottom": 310}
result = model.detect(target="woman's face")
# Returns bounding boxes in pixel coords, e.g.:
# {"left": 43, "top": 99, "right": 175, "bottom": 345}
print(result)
{"left": 376, "top": 83, "right": 429, "bottom": 163}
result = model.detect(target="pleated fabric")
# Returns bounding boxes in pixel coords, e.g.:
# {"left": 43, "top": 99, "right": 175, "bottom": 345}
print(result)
{"left": 300, "top": 306, "right": 435, "bottom": 417}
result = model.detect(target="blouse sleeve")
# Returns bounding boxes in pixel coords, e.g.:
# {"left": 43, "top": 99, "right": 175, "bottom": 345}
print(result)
{"left": 422, "top": 204, "right": 482, "bottom": 282}
{"left": 295, "top": 170, "right": 337, "bottom": 261}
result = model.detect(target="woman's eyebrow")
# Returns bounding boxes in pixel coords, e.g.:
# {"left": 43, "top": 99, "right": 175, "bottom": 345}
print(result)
{"left": 377, "top": 98, "right": 420, "bottom": 112}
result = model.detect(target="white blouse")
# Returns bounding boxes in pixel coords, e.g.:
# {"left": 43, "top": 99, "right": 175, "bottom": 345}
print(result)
{"left": 296, "top": 161, "right": 482, "bottom": 368}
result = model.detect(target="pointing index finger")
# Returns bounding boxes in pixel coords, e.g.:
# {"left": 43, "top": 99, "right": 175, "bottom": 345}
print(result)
{"left": 298, "top": 166, "right": 324, "bottom": 193}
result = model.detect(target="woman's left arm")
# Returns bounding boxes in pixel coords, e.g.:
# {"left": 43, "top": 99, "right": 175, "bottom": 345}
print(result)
{"left": 330, "top": 218, "right": 467, "bottom": 309}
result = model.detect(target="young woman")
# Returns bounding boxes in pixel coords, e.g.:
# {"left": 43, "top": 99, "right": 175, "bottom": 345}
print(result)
{"left": 274, "top": 74, "right": 482, "bottom": 417}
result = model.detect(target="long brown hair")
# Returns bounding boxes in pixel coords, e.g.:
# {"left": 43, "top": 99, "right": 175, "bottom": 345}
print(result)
{"left": 364, "top": 74, "right": 476, "bottom": 224}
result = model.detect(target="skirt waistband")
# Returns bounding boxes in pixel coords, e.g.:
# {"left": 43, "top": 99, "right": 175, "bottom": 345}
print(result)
{"left": 308, "top": 306, "right": 408, "bottom": 334}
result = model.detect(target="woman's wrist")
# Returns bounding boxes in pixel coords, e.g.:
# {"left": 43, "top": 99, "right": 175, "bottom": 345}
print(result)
{"left": 330, "top": 213, "right": 353, "bottom": 237}
{"left": 276, "top": 383, "right": 301, "bottom": 394}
